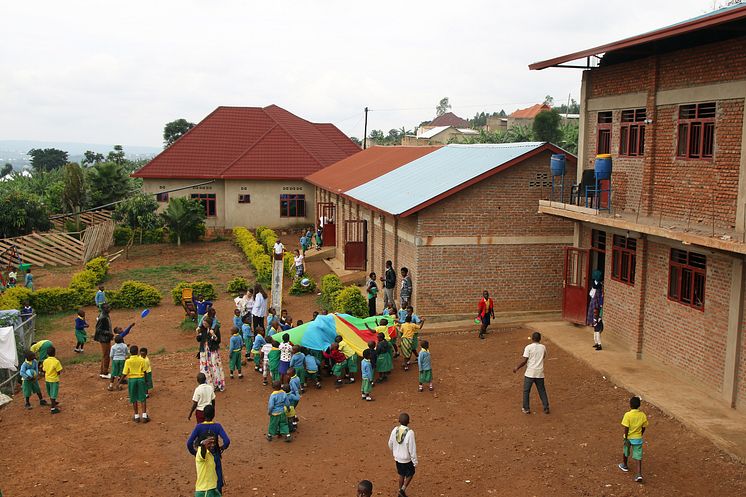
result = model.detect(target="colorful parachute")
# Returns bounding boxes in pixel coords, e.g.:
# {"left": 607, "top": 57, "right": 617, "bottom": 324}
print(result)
{"left": 267, "top": 313, "right": 397, "bottom": 356}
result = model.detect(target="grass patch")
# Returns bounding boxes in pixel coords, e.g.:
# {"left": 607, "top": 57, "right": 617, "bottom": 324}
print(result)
{"left": 180, "top": 317, "right": 198, "bottom": 331}
{"left": 34, "top": 311, "right": 77, "bottom": 339}
{"left": 116, "top": 261, "right": 245, "bottom": 294}
{"left": 63, "top": 353, "right": 101, "bottom": 366}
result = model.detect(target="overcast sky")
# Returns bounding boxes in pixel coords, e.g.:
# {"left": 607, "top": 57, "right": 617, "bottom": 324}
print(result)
{"left": 0, "top": 0, "right": 719, "bottom": 147}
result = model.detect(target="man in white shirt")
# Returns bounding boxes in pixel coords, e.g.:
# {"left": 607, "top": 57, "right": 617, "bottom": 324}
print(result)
{"left": 188, "top": 373, "right": 216, "bottom": 423}
{"left": 273, "top": 240, "right": 285, "bottom": 261}
{"left": 388, "top": 412, "right": 418, "bottom": 497}
{"left": 513, "top": 331, "right": 550, "bottom": 414}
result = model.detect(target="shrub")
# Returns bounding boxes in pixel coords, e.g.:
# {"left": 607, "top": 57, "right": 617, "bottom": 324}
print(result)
{"left": 0, "top": 287, "right": 33, "bottom": 311}
{"left": 111, "top": 280, "right": 162, "bottom": 308}
{"left": 226, "top": 276, "right": 250, "bottom": 294}
{"left": 31, "top": 287, "right": 82, "bottom": 313}
{"left": 254, "top": 255, "right": 272, "bottom": 286}
{"left": 319, "top": 274, "right": 343, "bottom": 311}
{"left": 70, "top": 269, "right": 100, "bottom": 292}
{"left": 255, "top": 226, "right": 278, "bottom": 254}
{"left": 85, "top": 257, "right": 110, "bottom": 281}
{"left": 233, "top": 227, "right": 273, "bottom": 286}
{"left": 255, "top": 226, "right": 270, "bottom": 245}
{"left": 114, "top": 226, "right": 133, "bottom": 246}
{"left": 289, "top": 275, "right": 316, "bottom": 296}
{"left": 141, "top": 227, "right": 165, "bottom": 244}
{"left": 283, "top": 251, "right": 295, "bottom": 277}
{"left": 334, "top": 285, "right": 368, "bottom": 317}
{"left": 171, "top": 281, "right": 217, "bottom": 305}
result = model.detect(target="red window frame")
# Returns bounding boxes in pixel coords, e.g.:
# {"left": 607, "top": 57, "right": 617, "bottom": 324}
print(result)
{"left": 280, "top": 194, "right": 306, "bottom": 218}
{"left": 596, "top": 111, "right": 612, "bottom": 155}
{"left": 611, "top": 235, "right": 636, "bottom": 285}
{"left": 238, "top": 194, "right": 251, "bottom": 204}
{"left": 156, "top": 192, "right": 169, "bottom": 202}
{"left": 677, "top": 103, "right": 715, "bottom": 159}
{"left": 668, "top": 248, "right": 706, "bottom": 311}
{"left": 619, "top": 108, "right": 646, "bottom": 157}
{"left": 190, "top": 193, "right": 217, "bottom": 217}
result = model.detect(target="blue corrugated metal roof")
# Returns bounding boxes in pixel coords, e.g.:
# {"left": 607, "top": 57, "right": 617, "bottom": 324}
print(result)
{"left": 346, "top": 142, "right": 547, "bottom": 216}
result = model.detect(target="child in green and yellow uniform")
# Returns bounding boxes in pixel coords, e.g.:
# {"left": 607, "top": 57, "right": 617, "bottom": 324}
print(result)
{"left": 267, "top": 340, "right": 281, "bottom": 383}
{"left": 619, "top": 395, "right": 648, "bottom": 482}
{"left": 194, "top": 432, "right": 221, "bottom": 496}
{"left": 267, "top": 380, "right": 291, "bottom": 442}
{"left": 20, "top": 351, "right": 47, "bottom": 410}
{"left": 361, "top": 349, "right": 374, "bottom": 401}
{"left": 227, "top": 327, "right": 244, "bottom": 379}
{"left": 121, "top": 345, "right": 149, "bottom": 423}
{"left": 42, "top": 346, "right": 62, "bottom": 414}
{"left": 336, "top": 336, "right": 357, "bottom": 383}
{"left": 30, "top": 340, "right": 53, "bottom": 368}
{"left": 141, "top": 347, "right": 153, "bottom": 394}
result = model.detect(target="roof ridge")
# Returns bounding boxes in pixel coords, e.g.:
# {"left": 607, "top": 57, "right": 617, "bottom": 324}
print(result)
{"left": 261, "top": 107, "right": 328, "bottom": 167}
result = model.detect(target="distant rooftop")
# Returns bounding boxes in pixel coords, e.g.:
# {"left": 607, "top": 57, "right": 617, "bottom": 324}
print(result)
{"left": 427, "top": 112, "right": 471, "bottom": 128}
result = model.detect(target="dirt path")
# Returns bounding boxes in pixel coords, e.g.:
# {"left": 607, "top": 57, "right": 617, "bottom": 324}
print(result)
{"left": 1, "top": 328, "right": 744, "bottom": 497}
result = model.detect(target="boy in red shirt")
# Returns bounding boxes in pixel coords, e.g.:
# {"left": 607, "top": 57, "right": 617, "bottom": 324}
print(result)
{"left": 477, "top": 290, "right": 495, "bottom": 340}
{"left": 323, "top": 343, "right": 347, "bottom": 386}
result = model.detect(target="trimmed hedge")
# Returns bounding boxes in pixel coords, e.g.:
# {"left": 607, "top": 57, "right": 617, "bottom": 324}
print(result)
{"left": 226, "top": 276, "right": 250, "bottom": 294}
{"left": 334, "top": 285, "right": 368, "bottom": 318}
{"left": 289, "top": 274, "right": 317, "bottom": 296}
{"left": 234, "top": 227, "right": 272, "bottom": 285}
{"left": 283, "top": 252, "right": 295, "bottom": 277}
{"left": 171, "top": 281, "right": 217, "bottom": 305}
{"left": 111, "top": 280, "right": 161, "bottom": 308}
{"left": 0, "top": 287, "right": 33, "bottom": 311}
{"left": 318, "top": 274, "right": 343, "bottom": 311}
{"left": 255, "top": 226, "right": 278, "bottom": 254}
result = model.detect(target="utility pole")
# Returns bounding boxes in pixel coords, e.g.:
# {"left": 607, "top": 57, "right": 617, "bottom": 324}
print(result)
{"left": 363, "top": 107, "right": 369, "bottom": 149}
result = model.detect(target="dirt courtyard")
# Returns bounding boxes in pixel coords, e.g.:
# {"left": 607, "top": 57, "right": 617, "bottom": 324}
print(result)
{"left": 1, "top": 241, "right": 745, "bottom": 496}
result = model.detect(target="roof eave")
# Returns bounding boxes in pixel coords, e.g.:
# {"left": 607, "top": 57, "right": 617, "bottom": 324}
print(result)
{"left": 529, "top": 5, "right": 746, "bottom": 70}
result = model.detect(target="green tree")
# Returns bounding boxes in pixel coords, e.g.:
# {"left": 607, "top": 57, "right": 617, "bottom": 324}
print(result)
{"left": 87, "top": 161, "right": 131, "bottom": 207}
{"left": 28, "top": 148, "right": 68, "bottom": 173}
{"left": 498, "top": 109, "right": 507, "bottom": 117}
{"left": 113, "top": 192, "right": 159, "bottom": 230}
{"left": 163, "top": 118, "right": 196, "bottom": 147}
{"left": 503, "top": 125, "right": 535, "bottom": 142}
{"left": 436, "top": 97, "right": 451, "bottom": 117}
{"left": 1, "top": 163, "right": 12, "bottom": 177}
{"left": 349, "top": 136, "right": 362, "bottom": 146}
{"left": 107, "top": 145, "right": 126, "bottom": 165}
{"left": 560, "top": 122, "right": 579, "bottom": 155}
{"left": 82, "top": 150, "right": 105, "bottom": 166}
{"left": 543, "top": 95, "right": 555, "bottom": 106}
{"left": 532, "top": 110, "right": 562, "bottom": 144}
{"left": 62, "top": 163, "right": 86, "bottom": 227}
{"left": 160, "top": 197, "right": 206, "bottom": 246}
{"left": 368, "top": 129, "right": 385, "bottom": 143}
{"left": 0, "top": 190, "right": 51, "bottom": 237}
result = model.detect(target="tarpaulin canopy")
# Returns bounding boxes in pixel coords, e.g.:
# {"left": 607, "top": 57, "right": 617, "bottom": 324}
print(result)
{"left": 267, "top": 313, "right": 397, "bottom": 356}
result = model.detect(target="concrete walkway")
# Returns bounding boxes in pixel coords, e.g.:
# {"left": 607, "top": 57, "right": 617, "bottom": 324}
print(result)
{"left": 526, "top": 320, "right": 746, "bottom": 463}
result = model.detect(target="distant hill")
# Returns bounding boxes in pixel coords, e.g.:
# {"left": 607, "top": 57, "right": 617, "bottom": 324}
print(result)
{"left": 0, "top": 140, "right": 159, "bottom": 169}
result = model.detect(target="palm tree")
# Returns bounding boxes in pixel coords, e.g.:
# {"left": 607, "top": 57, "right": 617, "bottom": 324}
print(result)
{"left": 160, "top": 197, "right": 206, "bottom": 246}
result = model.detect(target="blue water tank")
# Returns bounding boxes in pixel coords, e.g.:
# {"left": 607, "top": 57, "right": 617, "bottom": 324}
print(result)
{"left": 594, "top": 154, "right": 612, "bottom": 180}
{"left": 550, "top": 154, "right": 566, "bottom": 176}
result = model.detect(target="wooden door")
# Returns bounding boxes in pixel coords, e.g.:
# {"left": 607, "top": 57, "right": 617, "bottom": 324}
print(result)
{"left": 562, "top": 247, "right": 589, "bottom": 325}
{"left": 344, "top": 220, "right": 367, "bottom": 270}
{"left": 317, "top": 202, "right": 336, "bottom": 247}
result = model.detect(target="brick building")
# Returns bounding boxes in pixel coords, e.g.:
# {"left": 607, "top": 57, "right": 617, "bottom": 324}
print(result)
{"left": 530, "top": 4, "right": 746, "bottom": 409}
{"left": 133, "top": 105, "right": 359, "bottom": 230}
{"left": 306, "top": 143, "right": 575, "bottom": 318}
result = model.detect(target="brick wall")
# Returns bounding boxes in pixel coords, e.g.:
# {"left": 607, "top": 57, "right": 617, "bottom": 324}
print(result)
{"left": 583, "top": 36, "right": 745, "bottom": 228}
{"left": 641, "top": 241, "right": 730, "bottom": 393}
{"left": 739, "top": 286, "right": 746, "bottom": 409}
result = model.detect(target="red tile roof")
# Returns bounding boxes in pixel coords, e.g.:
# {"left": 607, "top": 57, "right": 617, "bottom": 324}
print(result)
{"left": 132, "top": 105, "right": 360, "bottom": 180}
{"left": 305, "top": 146, "right": 441, "bottom": 193}
{"left": 509, "top": 103, "right": 552, "bottom": 119}
{"left": 427, "top": 112, "right": 470, "bottom": 128}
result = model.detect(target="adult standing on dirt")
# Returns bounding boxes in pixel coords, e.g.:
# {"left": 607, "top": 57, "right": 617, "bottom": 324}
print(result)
{"left": 380, "top": 261, "right": 396, "bottom": 310}
{"left": 366, "top": 272, "right": 379, "bottom": 317}
{"left": 238, "top": 288, "right": 254, "bottom": 321}
{"left": 94, "top": 303, "right": 114, "bottom": 379}
{"left": 477, "top": 290, "right": 495, "bottom": 340}
{"left": 197, "top": 311, "right": 225, "bottom": 392}
{"left": 252, "top": 284, "right": 268, "bottom": 330}
{"left": 513, "top": 332, "right": 550, "bottom": 414}
{"left": 400, "top": 267, "right": 412, "bottom": 309}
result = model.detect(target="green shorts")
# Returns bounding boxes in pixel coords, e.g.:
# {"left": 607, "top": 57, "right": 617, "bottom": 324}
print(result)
{"left": 270, "top": 368, "right": 280, "bottom": 382}
{"left": 128, "top": 377, "right": 147, "bottom": 403}
{"left": 111, "top": 360, "right": 125, "bottom": 378}
{"left": 195, "top": 489, "right": 222, "bottom": 497}
{"left": 346, "top": 355, "right": 358, "bottom": 373}
{"left": 74, "top": 328, "right": 87, "bottom": 344}
{"left": 624, "top": 439, "right": 643, "bottom": 460}
{"left": 45, "top": 381, "right": 59, "bottom": 400}
{"left": 229, "top": 351, "right": 242, "bottom": 372}
{"left": 22, "top": 378, "right": 41, "bottom": 397}
{"left": 268, "top": 412, "right": 289, "bottom": 436}
{"left": 332, "top": 362, "right": 346, "bottom": 378}
{"left": 145, "top": 371, "right": 153, "bottom": 390}
{"left": 419, "top": 369, "right": 432, "bottom": 384}
{"left": 361, "top": 378, "right": 373, "bottom": 394}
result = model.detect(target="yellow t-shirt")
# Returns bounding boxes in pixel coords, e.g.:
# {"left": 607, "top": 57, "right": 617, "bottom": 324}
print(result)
{"left": 338, "top": 340, "right": 354, "bottom": 358}
{"left": 375, "top": 325, "right": 391, "bottom": 339}
{"left": 141, "top": 356, "right": 152, "bottom": 373}
{"left": 400, "top": 322, "right": 417, "bottom": 339}
{"left": 621, "top": 409, "right": 648, "bottom": 439}
{"left": 43, "top": 357, "right": 63, "bottom": 382}
{"left": 123, "top": 355, "right": 147, "bottom": 378}
{"left": 195, "top": 447, "right": 218, "bottom": 492}
{"left": 30, "top": 340, "right": 51, "bottom": 354}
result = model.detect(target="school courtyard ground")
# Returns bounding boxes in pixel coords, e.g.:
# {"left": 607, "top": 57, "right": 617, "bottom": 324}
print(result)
{"left": 1, "top": 239, "right": 745, "bottom": 497}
